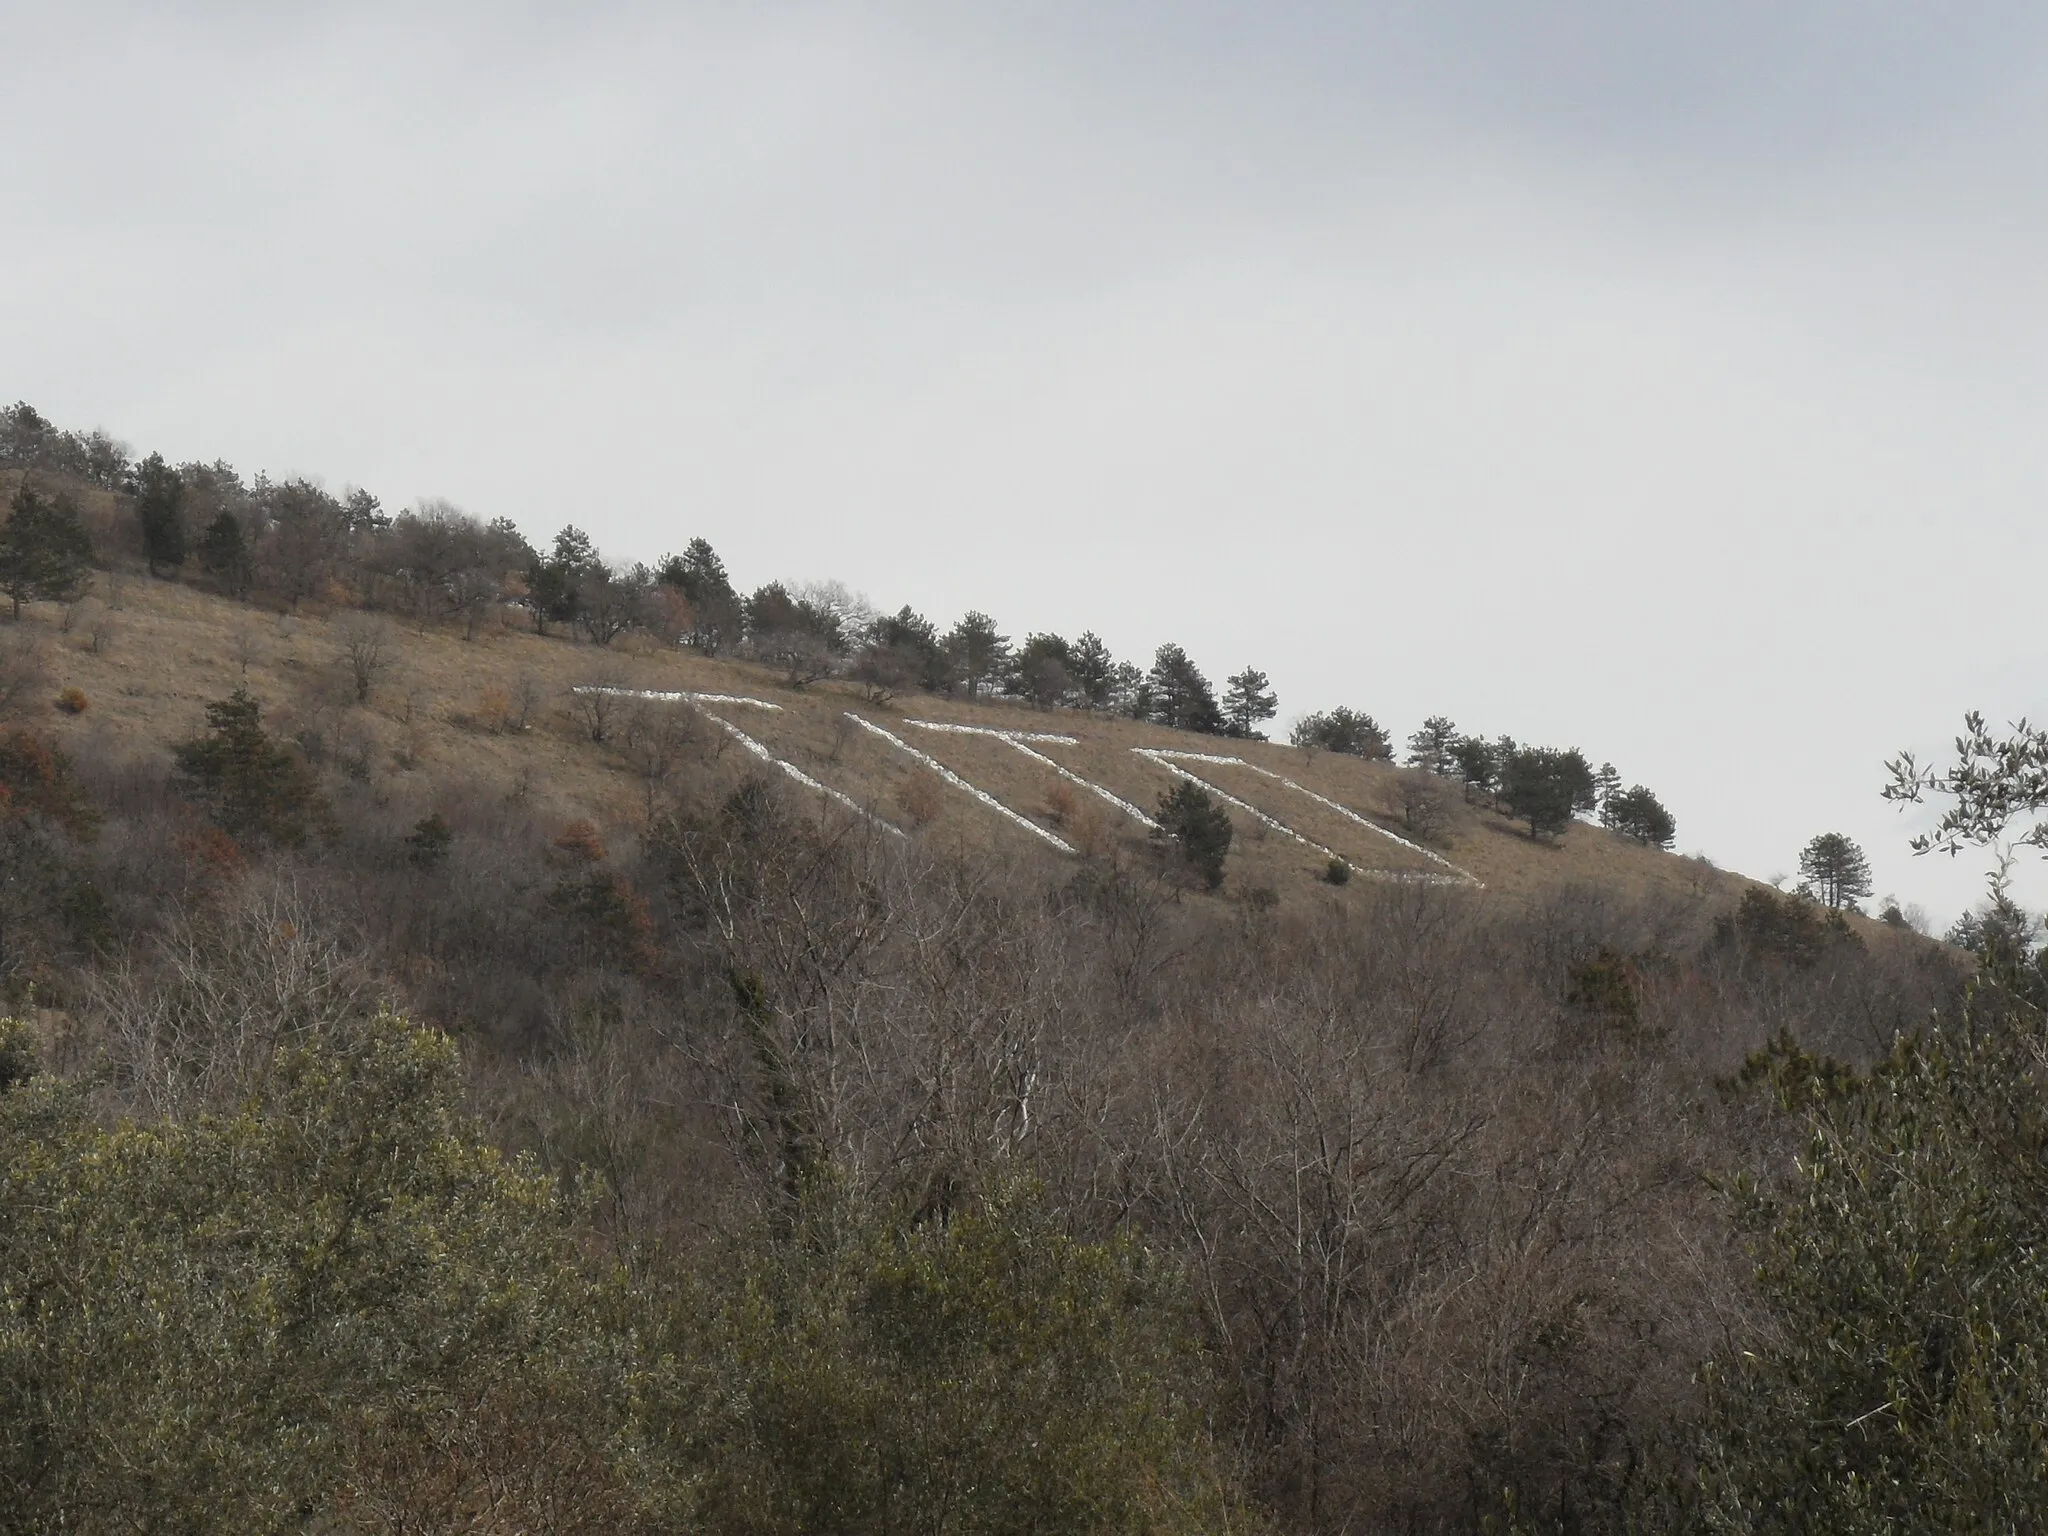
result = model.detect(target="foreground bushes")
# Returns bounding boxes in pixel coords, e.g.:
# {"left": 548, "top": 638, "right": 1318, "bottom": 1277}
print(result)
{"left": 0, "top": 1013, "right": 1251, "bottom": 1533}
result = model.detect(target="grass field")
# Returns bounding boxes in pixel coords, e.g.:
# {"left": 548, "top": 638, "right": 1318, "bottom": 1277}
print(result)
{"left": 3, "top": 564, "right": 1794, "bottom": 920}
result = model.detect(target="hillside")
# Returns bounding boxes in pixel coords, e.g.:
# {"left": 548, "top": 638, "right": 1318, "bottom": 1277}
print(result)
{"left": 14, "top": 555, "right": 1770, "bottom": 918}
{"left": 0, "top": 439, "right": 1981, "bottom": 1533}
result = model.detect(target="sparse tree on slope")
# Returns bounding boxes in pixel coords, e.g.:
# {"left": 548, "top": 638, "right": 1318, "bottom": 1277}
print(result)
{"left": 0, "top": 488, "right": 93, "bottom": 619}
{"left": 1221, "top": 667, "right": 1278, "bottom": 740}
{"left": 1146, "top": 645, "right": 1224, "bottom": 734}
{"left": 131, "top": 452, "right": 187, "bottom": 578}
{"left": 656, "top": 536, "right": 741, "bottom": 654}
{"left": 1290, "top": 707, "right": 1391, "bottom": 760}
{"left": 1602, "top": 785, "right": 1676, "bottom": 849}
{"left": 945, "top": 611, "right": 1011, "bottom": 700}
{"left": 1406, "top": 716, "right": 1459, "bottom": 775}
{"left": 1068, "top": 631, "right": 1115, "bottom": 710}
{"left": 1799, "top": 832, "right": 1873, "bottom": 911}
{"left": 1154, "top": 780, "right": 1232, "bottom": 888}
{"left": 1449, "top": 735, "right": 1498, "bottom": 797}
{"left": 198, "top": 511, "right": 253, "bottom": 598}
{"left": 1013, "top": 633, "right": 1073, "bottom": 709}
{"left": 1502, "top": 746, "right": 1592, "bottom": 840}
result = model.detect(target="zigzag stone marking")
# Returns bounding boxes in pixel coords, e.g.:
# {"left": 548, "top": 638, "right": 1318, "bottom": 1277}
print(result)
{"left": 1134, "top": 748, "right": 1483, "bottom": 888}
{"left": 570, "top": 687, "right": 899, "bottom": 834}
{"left": 847, "top": 715, "right": 1075, "bottom": 853}
{"left": 903, "top": 719, "right": 1157, "bottom": 830}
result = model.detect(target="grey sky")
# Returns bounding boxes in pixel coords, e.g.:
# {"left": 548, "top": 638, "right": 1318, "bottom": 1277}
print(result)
{"left": 8, "top": 2, "right": 2048, "bottom": 923}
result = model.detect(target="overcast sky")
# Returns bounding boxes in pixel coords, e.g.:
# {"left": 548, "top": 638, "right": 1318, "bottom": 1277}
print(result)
{"left": 8, "top": 1, "right": 2048, "bottom": 924}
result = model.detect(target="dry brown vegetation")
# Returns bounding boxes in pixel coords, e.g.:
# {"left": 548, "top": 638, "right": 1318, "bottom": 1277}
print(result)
{"left": 0, "top": 483, "right": 1968, "bottom": 1531}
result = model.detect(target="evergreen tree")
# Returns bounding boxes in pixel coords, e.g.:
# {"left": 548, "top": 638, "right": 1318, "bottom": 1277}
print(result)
{"left": 656, "top": 536, "right": 741, "bottom": 652}
{"left": 1593, "top": 761, "right": 1622, "bottom": 809}
{"left": 131, "top": 452, "right": 187, "bottom": 577}
{"left": 1221, "top": 667, "right": 1278, "bottom": 740}
{"left": 873, "top": 607, "right": 949, "bottom": 691}
{"left": 1109, "top": 661, "right": 1150, "bottom": 720}
{"left": 197, "top": 510, "right": 253, "bottom": 598}
{"left": 1682, "top": 1004, "right": 2048, "bottom": 1528}
{"left": 1012, "top": 633, "right": 1073, "bottom": 708}
{"left": 1502, "top": 746, "right": 1586, "bottom": 840}
{"left": 1406, "top": 716, "right": 1459, "bottom": 775}
{"left": 171, "top": 689, "right": 324, "bottom": 847}
{"left": 1146, "top": 644, "right": 1224, "bottom": 734}
{"left": 0, "top": 487, "right": 93, "bottom": 619}
{"left": 1449, "top": 735, "right": 1498, "bottom": 795}
{"left": 1290, "top": 707, "right": 1391, "bottom": 760}
{"left": 944, "top": 611, "right": 1011, "bottom": 699}
{"left": 1154, "top": 780, "right": 1232, "bottom": 888}
{"left": 343, "top": 487, "right": 390, "bottom": 533}
{"left": 1602, "top": 785, "right": 1676, "bottom": 849}
{"left": 1068, "top": 631, "right": 1115, "bottom": 710}
{"left": 1799, "top": 832, "right": 1874, "bottom": 911}
{"left": 523, "top": 525, "right": 600, "bottom": 636}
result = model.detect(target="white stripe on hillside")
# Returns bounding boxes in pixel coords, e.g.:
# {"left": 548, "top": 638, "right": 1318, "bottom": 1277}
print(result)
{"left": 570, "top": 686, "right": 782, "bottom": 711}
{"left": 1146, "top": 749, "right": 1482, "bottom": 888}
{"left": 847, "top": 714, "right": 1075, "bottom": 853}
{"left": 708, "top": 715, "right": 903, "bottom": 834}
{"left": 901, "top": 719, "right": 1156, "bottom": 829}
{"left": 568, "top": 687, "right": 897, "bottom": 833}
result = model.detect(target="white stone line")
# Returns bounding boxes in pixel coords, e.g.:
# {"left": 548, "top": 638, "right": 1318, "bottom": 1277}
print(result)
{"left": 1131, "top": 749, "right": 1480, "bottom": 888}
{"left": 571, "top": 686, "right": 782, "bottom": 711}
{"left": 903, "top": 719, "right": 1078, "bottom": 745}
{"left": 1268, "top": 775, "right": 1477, "bottom": 882}
{"left": 570, "top": 686, "right": 896, "bottom": 833}
{"left": 1135, "top": 750, "right": 1343, "bottom": 862}
{"left": 706, "top": 715, "right": 901, "bottom": 833}
{"left": 900, "top": 719, "right": 1156, "bottom": 829}
{"left": 1143, "top": 749, "right": 1249, "bottom": 767}
{"left": 1005, "top": 739, "right": 1160, "bottom": 830}
{"left": 846, "top": 714, "right": 1076, "bottom": 854}
{"left": 1136, "top": 747, "right": 1482, "bottom": 886}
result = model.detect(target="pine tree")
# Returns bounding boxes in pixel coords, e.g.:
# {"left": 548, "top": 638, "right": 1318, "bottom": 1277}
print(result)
{"left": 1154, "top": 780, "right": 1233, "bottom": 888}
{"left": 132, "top": 452, "right": 187, "bottom": 578}
{"left": 1406, "top": 716, "right": 1459, "bottom": 775}
{"left": 1799, "top": 833, "right": 1874, "bottom": 911}
{"left": 198, "top": 510, "right": 253, "bottom": 597}
{"left": 1221, "top": 668, "right": 1278, "bottom": 739}
{"left": 0, "top": 487, "right": 94, "bottom": 619}
{"left": 1068, "top": 632, "right": 1115, "bottom": 710}
{"left": 172, "top": 689, "right": 325, "bottom": 846}
{"left": 1449, "top": 735, "right": 1498, "bottom": 795}
{"left": 1289, "top": 707, "right": 1391, "bottom": 760}
{"left": 945, "top": 612, "right": 1011, "bottom": 699}
{"left": 1502, "top": 747, "right": 1585, "bottom": 840}
{"left": 1601, "top": 785, "right": 1676, "bottom": 849}
{"left": 1146, "top": 645, "right": 1224, "bottom": 734}
{"left": 1593, "top": 761, "right": 1622, "bottom": 808}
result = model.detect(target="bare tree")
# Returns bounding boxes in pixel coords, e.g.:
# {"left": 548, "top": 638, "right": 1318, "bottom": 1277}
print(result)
{"left": 569, "top": 680, "right": 623, "bottom": 743}
{"left": 0, "top": 630, "right": 44, "bottom": 718}
{"left": 335, "top": 616, "right": 395, "bottom": 705}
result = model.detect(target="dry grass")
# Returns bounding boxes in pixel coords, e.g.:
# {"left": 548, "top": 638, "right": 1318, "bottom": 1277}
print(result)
{"left": 2, "top": 567, "right": 1783, "bottom": 917}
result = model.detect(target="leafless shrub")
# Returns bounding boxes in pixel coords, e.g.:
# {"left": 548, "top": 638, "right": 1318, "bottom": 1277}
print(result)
{"left": 896, "top": 768, "right": 944, "bottom": 828}
{"left": 1389, "top": 765, "right": 1457, "bottom": 846}
{"left": 569, "top": 680, "right": 623, "bottom": 743}
{"left": 81, "top": 876, "right": 382, "bottom": 1118}
{"left": 336, "top": 615, "right": 395, "bottom": 705}
{"left": 229, "top": 625, "right": 263, "bottom": 677}
{"left": 0, "top": 632, "right": 46, "bottom": 718}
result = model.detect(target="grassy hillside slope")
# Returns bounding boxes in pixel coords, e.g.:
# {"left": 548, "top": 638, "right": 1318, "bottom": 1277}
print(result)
{"left": 14, "top": 560, "right": 1780, "bottom": 920}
